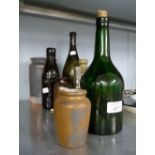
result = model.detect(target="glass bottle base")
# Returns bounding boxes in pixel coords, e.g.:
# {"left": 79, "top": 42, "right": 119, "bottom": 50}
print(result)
{"left": 88, "top": 127, "right": 122, "bottom": 135}
{"left": 42, "top": 106, "right": 53, "bottom": 110}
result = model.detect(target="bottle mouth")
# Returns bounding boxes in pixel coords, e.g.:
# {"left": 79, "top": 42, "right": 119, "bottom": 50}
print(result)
{"left": 70, "top": 32, "right": 76, "bottom": 36}
{"left": 57, "top": 87, "right": 87, "bottom": 96}
{"left": 46, "top": 48, "right": 56, "bottom": 57}
{"left": 58, "top": 77, "right": 68, "bottom": 80}
{"left": 97, "top": 10, "right": 108, "bottom": 18}
{"left": 58, "top": 77, "right": 69, "bottom": 83}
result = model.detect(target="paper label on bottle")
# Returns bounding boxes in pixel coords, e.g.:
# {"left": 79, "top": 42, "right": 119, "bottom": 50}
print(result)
{"left": 70, "top": 51, "right": 76, "bottom": 55}
{"left": 107, "top": 101, "right": 122, "bottom": 113}
{"left": 42, "top": 87, "right": 49, "bottom": 93}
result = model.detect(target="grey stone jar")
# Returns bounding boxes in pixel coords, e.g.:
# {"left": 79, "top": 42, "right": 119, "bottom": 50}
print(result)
{"left": 29, "top": 57, "right": 46, "bottom": 104}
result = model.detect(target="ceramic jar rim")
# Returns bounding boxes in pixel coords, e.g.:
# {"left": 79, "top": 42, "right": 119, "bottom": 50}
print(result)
{"left": 30, "top": 57, "right": 46, "bottom": 63}
{"left": 57, "top": 87, "right": 87, "bottom": 96}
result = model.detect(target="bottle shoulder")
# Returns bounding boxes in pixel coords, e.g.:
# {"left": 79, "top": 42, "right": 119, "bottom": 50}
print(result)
{"left": 86, "top": 59, "right": 122, "bottom": 76}
{"left": 65, "top": 54, "right": 79, "bottom": 62}
{"left": 43, "top": 65, "right": 59, "bottom": 73}
{"left": 81, "top": 59, "right": 124, "bottom": 88}
{"left": 42, "top": 66, "right": 59, "bottom": 79}
{"left": 63, "top": 55, "right": 79, "bottom": 72}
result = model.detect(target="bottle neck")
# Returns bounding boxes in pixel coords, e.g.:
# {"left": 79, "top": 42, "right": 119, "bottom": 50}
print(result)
{"left": 74, "top": 67, "right": 81, "bottom": 89}
{"left": 94, "top": 17, "right": 111, "bottom": 62}
{"left": 69, "top": 34, "right": 77, "bottom": 52}
{"left": 46, "top": 55, "right": 56, "bottom": 66}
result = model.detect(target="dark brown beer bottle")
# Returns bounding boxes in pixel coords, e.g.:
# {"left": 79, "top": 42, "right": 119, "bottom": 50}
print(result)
{"left": 42, "top": 48, "right": 60, "bottom": 109}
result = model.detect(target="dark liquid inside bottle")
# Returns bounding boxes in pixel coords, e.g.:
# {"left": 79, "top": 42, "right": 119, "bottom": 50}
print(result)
{"left": 42, "top": 48, "right": 60, "bottom": 109}
{"left": 81, "top": 11, "right": 124, "bottom": 135}
{"left": 54, "top": 77, "right": 72, "bottom": 101}
{"left": 62, "top": 32, "right": 79, "bottom": 87}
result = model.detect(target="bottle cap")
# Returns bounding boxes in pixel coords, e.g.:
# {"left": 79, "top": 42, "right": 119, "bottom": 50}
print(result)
{"left": 97, "top": 10, "right": 108, "bottom": 17}
{"left": 46, "top": 48, "right": 56, "bottom": 57}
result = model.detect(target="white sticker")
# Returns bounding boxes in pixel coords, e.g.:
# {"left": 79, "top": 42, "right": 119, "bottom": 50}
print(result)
{"left": 70, "top": 51, "right": 76, "bottom": 55}
{"left": 42, "top": 87, "right": 49, "bottom": 93}
{"left": 107, "top": 101, "right": 122, "bottom": 113}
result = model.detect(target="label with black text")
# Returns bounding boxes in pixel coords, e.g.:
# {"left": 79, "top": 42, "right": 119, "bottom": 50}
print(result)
{"left": 107, "top": 101, "right": 122, "bottom": 113}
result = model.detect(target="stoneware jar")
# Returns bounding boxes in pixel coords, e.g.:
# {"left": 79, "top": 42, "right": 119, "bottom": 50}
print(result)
{"left": 29, "top": 57, "right": 46, "bottom": 104}
{"left": 54, "top": 87, "right": 91, "bottom": 148}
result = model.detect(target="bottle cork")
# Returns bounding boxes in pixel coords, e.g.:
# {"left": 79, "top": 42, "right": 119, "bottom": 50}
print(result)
{"left": 97, "top": 10, "right": 108, "bottom": 17}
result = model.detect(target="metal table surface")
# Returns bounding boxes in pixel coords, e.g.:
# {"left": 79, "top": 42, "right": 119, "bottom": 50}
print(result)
{"left": 19, "top": 101, "right": 136, "bottom": 155}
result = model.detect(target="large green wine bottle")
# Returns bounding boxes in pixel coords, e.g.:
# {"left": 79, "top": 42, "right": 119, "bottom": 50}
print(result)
{"left": 81, "top": 10, "right": 124, "bottom": 135}
{"left": 63, "top": 32, "right": 79, "bottom": 87}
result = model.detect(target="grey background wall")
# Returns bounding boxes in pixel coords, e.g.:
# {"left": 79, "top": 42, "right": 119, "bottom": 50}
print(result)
{"left": 19, "top": 14, "right": 136, "bottom": 101}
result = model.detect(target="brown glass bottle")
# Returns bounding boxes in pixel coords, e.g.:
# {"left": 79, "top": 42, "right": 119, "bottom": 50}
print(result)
{"left": 54, "top": 77, "right": 72, "bottom": 101}
{"left": 42, "top": 48, "right": 60, "bottom": 109}
{"left": 62, "top": 32, "right": 79, "bottom": 87}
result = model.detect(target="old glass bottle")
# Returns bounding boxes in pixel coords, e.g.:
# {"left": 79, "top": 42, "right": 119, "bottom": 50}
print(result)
{"left": 73, "top": 66, "right": 81, "bottom": 89}
{"left": 81, "top": 10, "right": 124, "bottom": 135}
{"left": 54, "top": 77, "right": 72, "bottom": 101}
{"left": 42, "top": 48, "right": 60, "bottom": 109}
{"left": 62, "top": 32, "right": 79, "bottom": 87}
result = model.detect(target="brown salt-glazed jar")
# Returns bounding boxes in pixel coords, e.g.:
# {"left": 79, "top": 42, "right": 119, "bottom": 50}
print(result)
{"left": 54, "top": 87, "right": 91, "bottom": 148}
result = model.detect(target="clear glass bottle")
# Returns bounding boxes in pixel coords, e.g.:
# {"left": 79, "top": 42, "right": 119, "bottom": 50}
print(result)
{"left": 81, "top": 10, "right": 124, "bottom": 135}
{"left": 73, "top": 66, "right": 81, "bottom": 89}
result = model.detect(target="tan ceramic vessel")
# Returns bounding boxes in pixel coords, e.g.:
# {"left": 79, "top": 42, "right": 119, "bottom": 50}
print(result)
{"left": 54, "top": 87, "right": 91, "bottom": 148}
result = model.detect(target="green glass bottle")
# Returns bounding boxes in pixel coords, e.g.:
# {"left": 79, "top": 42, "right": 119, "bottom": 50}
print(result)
{"left": 62, "top": 32, "right": 79, "bottom": 87}
{"left": 81, "top": 10, "right": 124, "bottom": 135}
